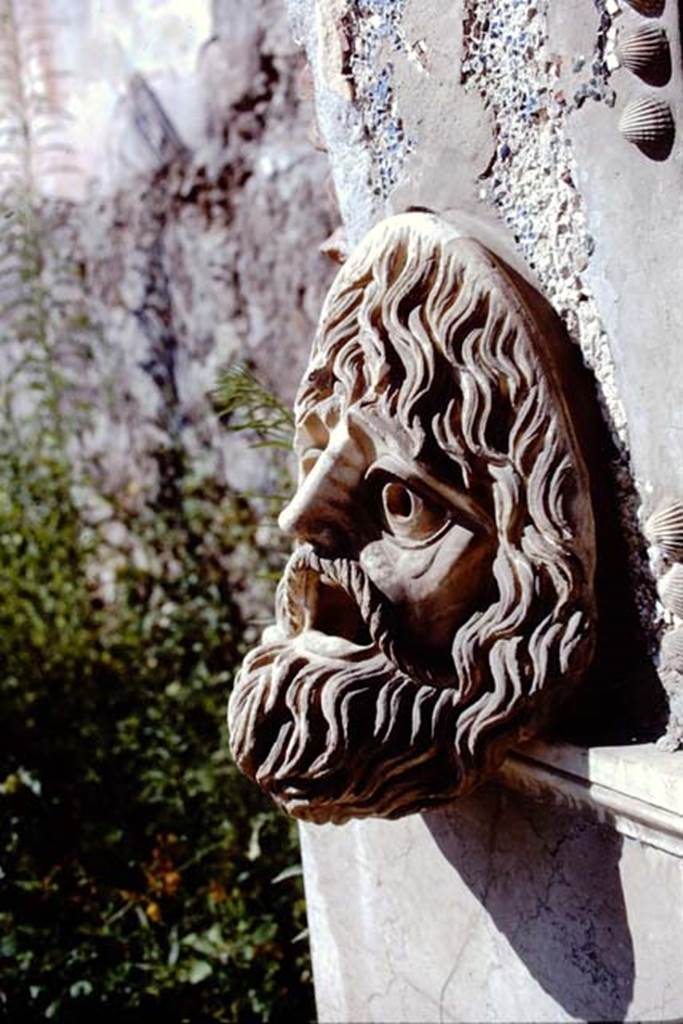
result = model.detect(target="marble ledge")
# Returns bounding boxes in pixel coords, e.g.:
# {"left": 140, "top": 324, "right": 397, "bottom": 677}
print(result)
{"left": 497, "top": 740, "right": 683, "bottom": 858}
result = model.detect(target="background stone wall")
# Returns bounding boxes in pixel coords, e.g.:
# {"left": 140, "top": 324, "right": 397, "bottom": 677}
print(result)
{"left": 0, "top": 0, "right": 336, "bottom": 490}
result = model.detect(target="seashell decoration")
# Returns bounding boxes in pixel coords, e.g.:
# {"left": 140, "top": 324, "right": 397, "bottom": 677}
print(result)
{"left": 617, "top": 26, "right": 671, "bottom": 86}
{"left": 661, "top": 627, "right": 683, "bottom": 674}
{"left": 619, "top": 95, "right": 675, "bottom": 145}
{"left": 659, "top": 564, "right": 683, "bottom": 619}
{"left": 645, "top": 499, "right": 683, "bottom": 561}
{"left": 624, "top": 0, "right": 666, "bottom": 15}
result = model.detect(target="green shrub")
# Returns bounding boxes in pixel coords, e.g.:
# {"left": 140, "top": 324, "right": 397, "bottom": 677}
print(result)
{"left": 0, "top": 201, "right": 312, "bottom": 1022}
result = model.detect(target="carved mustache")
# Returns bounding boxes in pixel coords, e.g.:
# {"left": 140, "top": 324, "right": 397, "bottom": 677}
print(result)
{"left": 274, "top": 544, "right": 435, "bottom": 683}
{"left": 230, "top": 546, "right": 460, "bottom": 820}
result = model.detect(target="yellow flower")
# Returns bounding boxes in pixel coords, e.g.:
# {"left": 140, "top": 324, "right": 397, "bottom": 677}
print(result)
{"left": 145, "top": 901, "right": 162, "bottom": 923}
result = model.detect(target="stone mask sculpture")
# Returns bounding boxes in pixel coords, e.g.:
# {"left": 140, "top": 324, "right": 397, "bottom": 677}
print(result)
{"left": 228, "top": 212, "right": 597, "bottom": 824}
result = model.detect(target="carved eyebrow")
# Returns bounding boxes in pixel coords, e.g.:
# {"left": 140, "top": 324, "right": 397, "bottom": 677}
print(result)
{"left": 295, "top": 401, "right": 342, "bottom": 448}
{"left": 294, "top": 421, "right": 324, "bottom": 457}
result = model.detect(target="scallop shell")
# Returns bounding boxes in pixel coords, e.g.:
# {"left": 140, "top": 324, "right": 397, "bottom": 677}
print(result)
{"left": 619, "top": 96, "right": 675, "bottom": 145}
{"left": 625, "top": 0, "right": 666, "bottom": 15}
{"left": 659, "top": 564, "right": 683, "bottom": 618}
{"left": 661, "top": 627, "right": 683, "bottom": 674}
{"left": 645, "top": 499, "right": 683, "bottom": 561}
{"left": 617, "top": 26, "right": 671, "bottom": 84}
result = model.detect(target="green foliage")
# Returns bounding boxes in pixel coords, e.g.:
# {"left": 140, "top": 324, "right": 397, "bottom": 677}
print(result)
{"left": 0, "top": 210, "right": 311, "bottom": 1022}
{"left": 214, "top": 364, "right": 294, "bottom": 451}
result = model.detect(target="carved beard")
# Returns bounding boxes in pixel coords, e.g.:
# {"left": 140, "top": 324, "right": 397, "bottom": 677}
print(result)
{"left": 227, "top": 545, "right": 468, "bottom": 824}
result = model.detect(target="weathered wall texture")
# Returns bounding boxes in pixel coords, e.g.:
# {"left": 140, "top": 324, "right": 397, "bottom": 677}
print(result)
{"left": 0, "top": 0, "right": 336, "bottom": 621}
{"left": 288, "top": 1, "right": 683, "bottom": 1020}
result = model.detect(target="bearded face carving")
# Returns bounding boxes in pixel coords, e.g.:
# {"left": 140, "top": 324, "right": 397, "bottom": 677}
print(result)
{"left": 228, "top": 212, "right": 597, "bottom": 824}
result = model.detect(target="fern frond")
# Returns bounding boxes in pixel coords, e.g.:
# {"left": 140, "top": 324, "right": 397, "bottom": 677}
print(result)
{"left": 214, "top": 363, "right": 294, "bottom": 450}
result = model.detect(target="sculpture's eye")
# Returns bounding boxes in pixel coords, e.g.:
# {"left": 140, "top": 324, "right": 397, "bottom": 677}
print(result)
{"left": 381, "top": 481, "right": 448, "bottom": 542}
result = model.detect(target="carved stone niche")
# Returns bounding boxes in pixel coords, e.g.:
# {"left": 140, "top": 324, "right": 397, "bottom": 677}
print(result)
{"left": 228, "top": 212, "right": 598, "bottom": 824}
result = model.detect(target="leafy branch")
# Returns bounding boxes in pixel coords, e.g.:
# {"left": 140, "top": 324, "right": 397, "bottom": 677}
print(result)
{"left": 214, "top": 364, "right": 294, "bottom": 450}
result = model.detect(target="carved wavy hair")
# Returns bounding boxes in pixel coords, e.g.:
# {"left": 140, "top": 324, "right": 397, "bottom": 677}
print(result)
{"left": 229, "top": 213, "right": 597, "bottom": 822}
{"left": 298, "top": 216, "right": 595, "bottom": 749}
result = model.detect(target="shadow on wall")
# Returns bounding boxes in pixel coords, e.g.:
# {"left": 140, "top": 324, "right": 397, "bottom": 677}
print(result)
{"left": 503, "top": 261, "right": 668, "bottom": 748}
{"left": 423, "top": 774, "right": 634, "bottom": 1023}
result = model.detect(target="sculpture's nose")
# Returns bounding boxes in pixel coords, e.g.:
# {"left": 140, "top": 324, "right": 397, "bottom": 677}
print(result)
{"left": 278, "top": 425, "right": 364, "bottom": 554}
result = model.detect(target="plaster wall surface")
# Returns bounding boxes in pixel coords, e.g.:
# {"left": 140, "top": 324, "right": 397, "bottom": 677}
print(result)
{"left": 301, "top": 784, "right": 683, "bottom": 1023}
{"left": 548, "top": 0, "right": 683, "bottom": 506}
